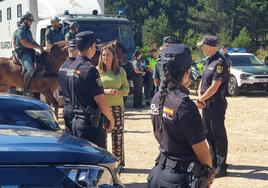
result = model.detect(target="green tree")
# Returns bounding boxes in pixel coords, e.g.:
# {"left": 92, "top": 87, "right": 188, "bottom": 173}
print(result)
{"left": 143, "top": 13, "right": 172, "bottom": 48}
{"left": 231, "top": 27, "right": 251, "bottom": 49}
{"left": 183, "top": 29, "right": 202, "bottom": 50}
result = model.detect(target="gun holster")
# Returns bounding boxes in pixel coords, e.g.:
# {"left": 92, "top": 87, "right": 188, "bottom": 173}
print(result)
{"left": 187, "top": 162, "right": 210, "bottom": 188}
{"left": 86, "top": 108, "right": 101, "bottom": 128}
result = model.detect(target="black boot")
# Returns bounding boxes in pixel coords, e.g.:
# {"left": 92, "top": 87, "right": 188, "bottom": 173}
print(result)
{"left": 23, "top": 76, "right": 32, "bottom": 96}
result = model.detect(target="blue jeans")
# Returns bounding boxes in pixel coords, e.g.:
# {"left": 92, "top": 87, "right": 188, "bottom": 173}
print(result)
{"left": 21, "top": 53, "right": 35, "bottom": 77}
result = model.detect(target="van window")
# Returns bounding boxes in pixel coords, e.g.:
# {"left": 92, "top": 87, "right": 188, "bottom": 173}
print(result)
{"left": 0, "top": 10, "right": 2, "bottom": 22}
{"left": 7, "top": 7, "right": 11, "bottom": 20}
{"left": 17, "top": 4, "right": 22, "bottom": 18}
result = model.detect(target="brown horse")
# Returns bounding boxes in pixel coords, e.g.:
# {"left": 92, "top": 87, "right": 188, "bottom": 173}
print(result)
{"left": 0, "top": 42, "right": 68, "bottom": 116}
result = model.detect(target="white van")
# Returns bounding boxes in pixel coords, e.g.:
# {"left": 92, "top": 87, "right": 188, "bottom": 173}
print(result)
{"left": 0, "top": 0, "right": 135, "bottom": 59}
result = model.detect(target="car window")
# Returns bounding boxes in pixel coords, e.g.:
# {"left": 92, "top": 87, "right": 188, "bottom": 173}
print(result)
{"left": 230, "top": 55, "right": 263, "bottom": 66}
{"left": 0, "top": 111, "right": 59, "bottom": 131}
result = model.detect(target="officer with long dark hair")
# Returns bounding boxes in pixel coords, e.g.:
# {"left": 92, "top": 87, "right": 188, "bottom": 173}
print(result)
{"left": 148, "top": 44, "right": 215, "bottom": 188}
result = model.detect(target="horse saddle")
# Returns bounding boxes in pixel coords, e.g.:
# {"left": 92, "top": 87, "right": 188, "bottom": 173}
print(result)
{"left": 13, "top": 50, "right": 46, "bottom": 79}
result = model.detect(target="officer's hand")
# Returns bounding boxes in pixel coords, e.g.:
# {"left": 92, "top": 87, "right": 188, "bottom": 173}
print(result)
{"left": 196, "top": 99, "right": 206, "bottom": 109}
{"left": 207, "top": 167, "right": 216, "bottom": 188}
{"left": 106, "top": 118, "right": 115, "bottom": 132}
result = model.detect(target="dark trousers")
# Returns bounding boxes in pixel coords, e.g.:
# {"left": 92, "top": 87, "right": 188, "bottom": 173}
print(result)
{"left": 72, "top": 116, "right": 107, "bottom": 149}
{"left": 144, "top": 72, "right": 154, "bottom": 102}
{"left": 202, "top": 99, "right": 228, "bottom": 168}
{"left": 132, "top": 75, "right": 143, "bottom": 107}
{"left": 63, "top": 104, "right": 73, "bottom": 135}
{"left": 147, "top": 154, "right": 189, "bottom": 188}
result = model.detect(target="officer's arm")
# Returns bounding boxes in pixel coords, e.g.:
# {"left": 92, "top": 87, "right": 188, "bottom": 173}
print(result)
{"left": 94, "top": 94, "right": 114, "bottom": 131}
{"left": 199, "top": 63, "right": 224, "bottom": 102}
{"left": 65, "top": 33, "right": 70, "bottom": 41}
{"left": 192, "top": 140, "right": 212, "bottom": 167}
{"left": 153, "top": 65, "right": 160, "bottom": 87}
{"left": 20, "top": 39, "right": 41, "bottom": 50}
{"left": 199, "top": 80, "right": 222, "bottom": 102}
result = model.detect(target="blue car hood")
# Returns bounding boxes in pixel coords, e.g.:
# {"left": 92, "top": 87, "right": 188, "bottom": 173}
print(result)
{"left": 0, "top": 128, "right": 116, "bottom": 165}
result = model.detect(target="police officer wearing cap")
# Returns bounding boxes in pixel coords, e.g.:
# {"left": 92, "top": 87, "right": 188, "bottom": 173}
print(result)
{"left": 58, "top": 39, "right": 78, "bottom": 135}
{"left": 197, "top": 35, "right": 229, "bottom": 177}
{"left": 148, "top": 43, "right": 215, "bottom": 188}
{"left": 67, "top": 31, "right": 114, "bottom": 148}
{"left": 45, "top": 16, "right": 64, "bottom": 48}
{"left": 15, "top": 12, "right": 43, "bottom": 95}
{"left": 65, "top": 22, "right": 79, "bottom": 42}
{"left": 153, "top": 36, "right": 176, "bottom": 91}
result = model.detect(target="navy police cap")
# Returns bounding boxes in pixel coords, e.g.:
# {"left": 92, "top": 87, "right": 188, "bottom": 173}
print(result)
{"left": 75, "top": 31, "right": 97, "bottom": 50}
{"left": 160, "top": 43, "right": 192, "bottom": 70}
{"left": 197, "top": 35, "right": 218, "bottom": 47}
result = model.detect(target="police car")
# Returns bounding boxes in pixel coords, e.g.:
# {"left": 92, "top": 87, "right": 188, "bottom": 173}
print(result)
{"left": 227, "top": 52, "right": 268, "bottom": 96}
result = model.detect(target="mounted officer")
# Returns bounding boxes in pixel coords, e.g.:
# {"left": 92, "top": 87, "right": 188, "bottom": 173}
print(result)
{"left": 15, "top": 12, "right": 43, "bottom": 95}
{"left": 65, "top": 22, "right": 79, "bottom": 42}
{"left": 45, "top": 16, "right": 64, "bottom": 48}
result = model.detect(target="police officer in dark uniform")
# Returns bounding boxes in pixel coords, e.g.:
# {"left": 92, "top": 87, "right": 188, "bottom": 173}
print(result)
{"left": 16, "top": 12, "right": 43, "bottom": 95}
{"left": 45, "top": 16, "right": 64, "bottom": 48}
{"left": 67, "top": 31, "right": 114, "bottom": 148}
{"left": 153, "top": 36, "right": 176, "bottom": 91}
{"left": 65, "top": 22, "right": 79, "bottom": 42}
{"left": 58, "top": 39, "right": 78, "bottom": 135}
{"left": 197, "top": 35, "right": 229, "bottom": 177}
{"left": 148, "top": 44, "right": 215, "bottom": 188}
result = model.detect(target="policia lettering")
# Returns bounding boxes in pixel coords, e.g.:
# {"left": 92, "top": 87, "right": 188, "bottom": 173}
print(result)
{"left": 148, "top": 44, "right": 215, "bottom": 188}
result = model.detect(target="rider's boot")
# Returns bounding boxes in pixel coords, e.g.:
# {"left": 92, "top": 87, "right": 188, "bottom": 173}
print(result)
{"left": 23, "top": 76, "right": 32, "bottom": 96}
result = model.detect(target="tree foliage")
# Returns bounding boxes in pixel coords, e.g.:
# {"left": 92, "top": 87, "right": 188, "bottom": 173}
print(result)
{"left": 231, "top": 27, "right": 252, "bottom": 49}
{"left": 143, "top": 14, "right": 172, "bottom": 48}
{"left": 107, "top": 1, "right": 268, "bottom": 52}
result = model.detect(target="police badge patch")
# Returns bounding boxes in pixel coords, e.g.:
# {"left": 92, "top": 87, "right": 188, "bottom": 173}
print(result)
{"left": 216, "top": 65, "right": 223, "bottom": 73}
{"left": 96, "top": 78, "right": 103, "bottom": 87}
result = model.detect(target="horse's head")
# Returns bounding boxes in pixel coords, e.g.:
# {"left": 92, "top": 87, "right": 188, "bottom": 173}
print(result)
{"left": 40, "top": 42, "right": 68, "bottom": 74}
{"left": 49, "top": 42, "right": 68, "bottom": 59}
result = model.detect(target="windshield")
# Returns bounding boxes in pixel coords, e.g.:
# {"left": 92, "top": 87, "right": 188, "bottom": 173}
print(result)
{"left": 230, "top": 55, "right": 264, "bottom": 66}
{"left": 70, "top": 21, "right": 135, "bottom": 52}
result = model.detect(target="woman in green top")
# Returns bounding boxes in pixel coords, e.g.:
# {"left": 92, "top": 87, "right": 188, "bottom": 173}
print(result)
{"left": 98, "top": 45, "right": 129, "bottom": 167}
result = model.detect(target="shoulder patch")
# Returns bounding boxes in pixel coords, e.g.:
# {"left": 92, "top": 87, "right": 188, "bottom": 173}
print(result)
{"left": 163, "top": 106, "right": 174, "bottom": 120}
{"left": 216, "top": 65, "right": 223, "bottom": 74}
{"left": 96, "top": 78, "right": 103, "bottom": 87}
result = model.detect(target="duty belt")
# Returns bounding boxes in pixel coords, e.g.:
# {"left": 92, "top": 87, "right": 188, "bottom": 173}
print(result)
{"left": 158, "top": 153, "right": 191, "bottom": 172}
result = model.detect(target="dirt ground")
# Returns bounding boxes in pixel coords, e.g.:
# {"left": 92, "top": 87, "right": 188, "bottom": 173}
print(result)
{"left": 60, "top": 91, "right": 268, "bottom": 188}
